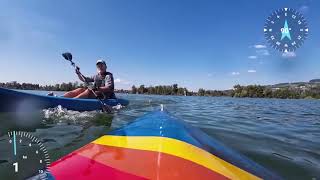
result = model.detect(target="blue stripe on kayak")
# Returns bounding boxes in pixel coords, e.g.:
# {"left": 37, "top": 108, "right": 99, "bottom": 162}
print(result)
{"left": 109, "top": 111, "right": 282, "bottom": 180}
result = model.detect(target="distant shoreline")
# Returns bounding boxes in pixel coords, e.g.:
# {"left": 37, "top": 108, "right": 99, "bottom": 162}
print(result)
{"left": 1, "top": 80, "right": 320, "bottom": 100}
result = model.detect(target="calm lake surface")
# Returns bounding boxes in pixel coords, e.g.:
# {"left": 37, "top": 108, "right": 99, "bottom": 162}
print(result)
{"left": 0, "top": 90, "right": 319, "bottom": 179}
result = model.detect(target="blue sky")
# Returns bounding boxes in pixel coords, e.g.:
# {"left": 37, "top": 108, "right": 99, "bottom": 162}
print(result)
{"left": 0, "top": 0, "right": 319, "bottom": 90}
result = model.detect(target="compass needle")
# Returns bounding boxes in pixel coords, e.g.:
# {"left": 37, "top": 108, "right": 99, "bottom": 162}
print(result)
{"left": 281, "top": 20, "right": 292, "bottom": 40}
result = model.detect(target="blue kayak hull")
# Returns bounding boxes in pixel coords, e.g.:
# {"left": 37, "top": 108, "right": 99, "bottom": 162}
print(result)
{"left": 0, "top": 87, "right": 129, "bottom": 112}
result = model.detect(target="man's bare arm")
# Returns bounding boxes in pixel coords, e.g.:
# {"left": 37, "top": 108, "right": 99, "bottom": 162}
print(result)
{"left": 75, "top": 67, "right": 94, "bottom": 83}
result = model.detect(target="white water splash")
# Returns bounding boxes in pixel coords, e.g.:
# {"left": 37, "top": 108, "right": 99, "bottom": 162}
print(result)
{"left": 42, "top": 105, "right": 97, "bottom": 124}
{"left": 113, "top": 103, "right": 123, "bottom": 110}
{"left": 43, "top": 104, "right": 125, "bottom": 122}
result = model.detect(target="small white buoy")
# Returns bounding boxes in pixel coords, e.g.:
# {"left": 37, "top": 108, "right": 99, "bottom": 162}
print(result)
{"left": 160, "top": 104, "right": 164, "bottom": 111}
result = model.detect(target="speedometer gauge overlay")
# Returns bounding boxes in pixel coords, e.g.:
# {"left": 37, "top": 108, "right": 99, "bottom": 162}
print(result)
{"left": 0, "top": 131, "right": 50, "bottom": 180}
{"left": 264, "top": 8, "right": 308, "bottom": 52}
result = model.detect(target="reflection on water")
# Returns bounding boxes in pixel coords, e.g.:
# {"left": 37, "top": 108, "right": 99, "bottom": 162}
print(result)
{"left": 0, "top": 91, "right": 320, "bottom": 179}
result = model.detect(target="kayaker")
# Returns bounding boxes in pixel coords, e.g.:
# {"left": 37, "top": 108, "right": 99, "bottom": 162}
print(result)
{"left": 62, "top": 59, "right": 116, "bottom": 99}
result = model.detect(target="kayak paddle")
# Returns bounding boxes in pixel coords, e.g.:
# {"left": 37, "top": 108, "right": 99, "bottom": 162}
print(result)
{"left": 61, "top": 52, "right": 113, "bottom": 113}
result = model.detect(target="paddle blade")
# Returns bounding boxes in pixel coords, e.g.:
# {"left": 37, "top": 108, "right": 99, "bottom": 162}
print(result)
{"left": 62, "top": 52, "right": 72, "bottom": 61}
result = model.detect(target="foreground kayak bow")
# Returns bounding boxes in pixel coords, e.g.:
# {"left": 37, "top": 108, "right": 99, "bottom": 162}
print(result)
{"left": 48, "top": 110, "right": 281, "bottom": 180}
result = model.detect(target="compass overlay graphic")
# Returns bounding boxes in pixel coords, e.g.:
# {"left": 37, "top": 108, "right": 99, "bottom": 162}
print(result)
{"left": 264, "top": 8, "right": 309, "bottom": 52}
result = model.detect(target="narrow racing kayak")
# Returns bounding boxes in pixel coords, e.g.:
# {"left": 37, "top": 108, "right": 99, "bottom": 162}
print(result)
{"left": 48, "top": 110, "right": 281, "bottom": 180}
{"left": 0, "top": 87, "right": 129, "bottom": 112}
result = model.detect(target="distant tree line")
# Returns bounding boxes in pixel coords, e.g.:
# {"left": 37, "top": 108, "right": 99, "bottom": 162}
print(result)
{"left": 2, "top": 81, "right": 320, "bottom": 99}
{"left": 131, "top": 84, "right": 189, "bottom": 96}
{"left": 0, "top": 81, "right": 84, "bottom": 92}
{"left": 197, "top": 88, "right": 233, "bottom": 97}
{"left": 232, "top": 84, "right": 320, "bottom": 99}
{"left": 131, "top": 84, "right": 320, "bottom": 99}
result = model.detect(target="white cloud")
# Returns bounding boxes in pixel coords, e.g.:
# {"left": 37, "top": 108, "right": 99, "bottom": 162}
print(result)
{"left": 256, "top": 49, "right": 270, "bottom": 56}
{"left": 113, "top": 78, "right": 132, "bottom": 89}
{"left": 282, "top": 51, "right": 297, "bottom": 58}
{"left": 207, "top": 73, "right": 213, "bottom": 77}
{"left": 114, "top": 78, "right": 121, "bottom": 83}
{"left": 248, "top": 70, "right": 256, "bottom": 73}
{"left": 248, "top": 56, "right": 257, "bottom": 59}
{"left": 114, "top": 78, "right": 132, "bottom": 85}
{"left": 253, "top": 44, "right": 267, "bottom": 49}
{"left": 249, "top": 44, "right": 270, "bottom": 57}
{"left": 231, "top": 72, "right": 240, "bottom": 76}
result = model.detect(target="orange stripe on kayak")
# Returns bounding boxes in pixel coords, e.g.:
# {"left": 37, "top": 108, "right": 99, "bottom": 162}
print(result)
{"left": 92, "top": 136, "right": 262, "bottom": 180}
{"left": 77, "top": 143, "right": 229, "bottom": 180}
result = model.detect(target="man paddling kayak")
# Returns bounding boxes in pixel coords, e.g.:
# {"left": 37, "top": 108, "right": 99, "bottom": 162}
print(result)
{"left": 63, "top": 59, "right": 116, "bottom": 99}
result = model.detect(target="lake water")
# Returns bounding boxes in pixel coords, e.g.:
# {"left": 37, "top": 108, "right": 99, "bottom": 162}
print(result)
{"left": 0, "top": 90, "right": 320, "bottom": 179}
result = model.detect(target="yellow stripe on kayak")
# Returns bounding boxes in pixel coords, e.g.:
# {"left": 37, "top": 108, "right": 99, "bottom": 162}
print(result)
{"left": 92, "top": 136, "right": 261, "bottom": 180}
